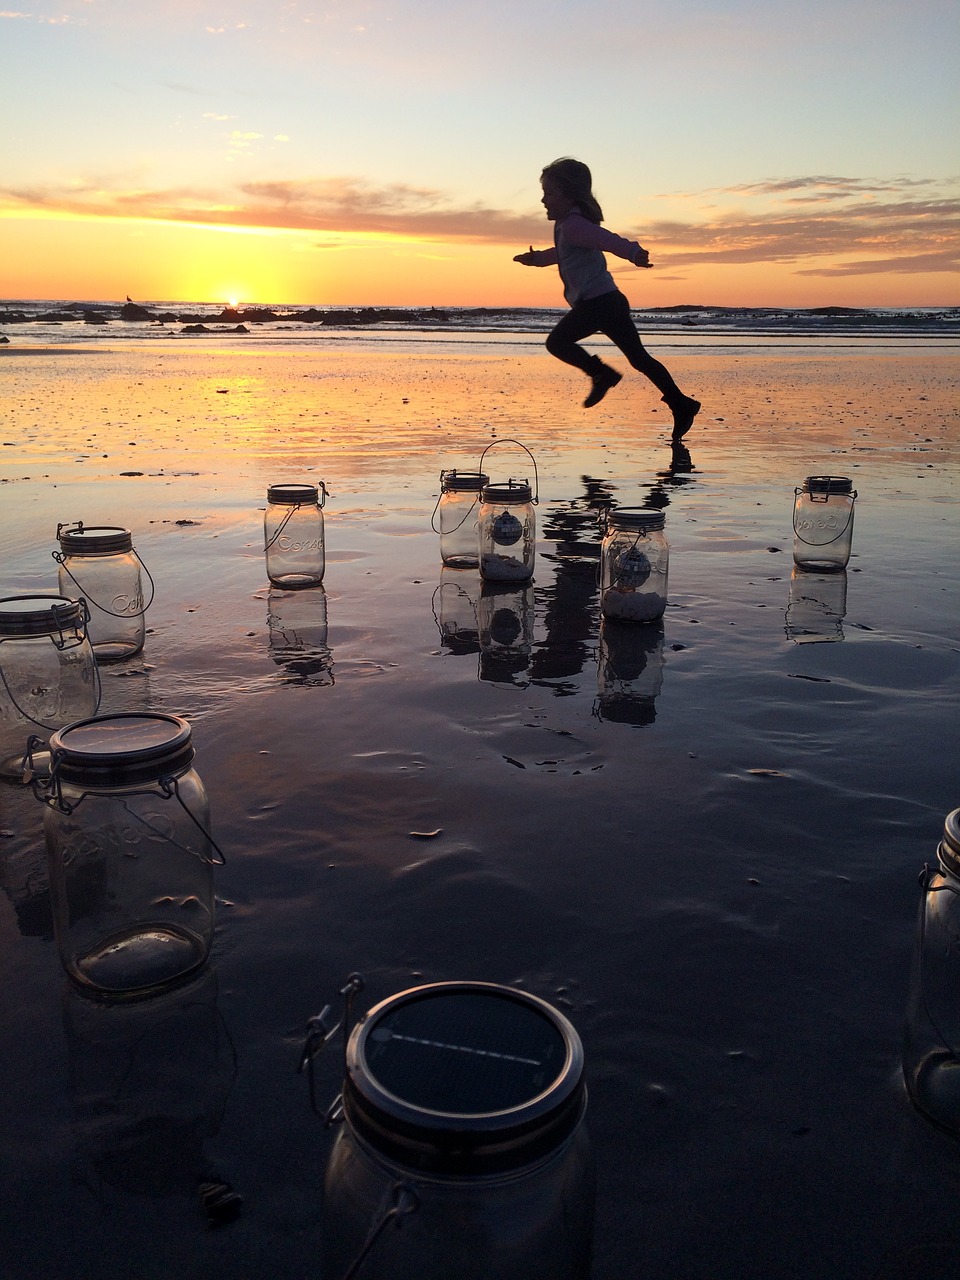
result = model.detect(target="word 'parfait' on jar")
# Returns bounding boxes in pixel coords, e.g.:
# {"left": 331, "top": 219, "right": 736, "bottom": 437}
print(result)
{"left": 431, "top": 469, "right": 489, "bottom": 569}
{"left": 792, "top": 475, "right": 857, "bottom": 572}
{"left": 31, "top": 712, "right": 224, "bottom": 1000}
{"left": 53, "top": 523, "right": 154, "bottom": 662}
{"left": 299, "top": 978, "right": 594, "bottom": 1280}
{"left": 903, "top": 807, "right": 960, "bottom": 1137}
{"left": 0, "top": 594, "right": 100, "bottom": 781}
{"left": 264, "top": 482, "right": 328, "bottom": 588}
{"left": 599, "top": 508, "right": 669, "bottom": 624}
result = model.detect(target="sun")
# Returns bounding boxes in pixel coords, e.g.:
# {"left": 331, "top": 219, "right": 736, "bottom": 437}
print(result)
{"left": 227, "top": 296, "right": 241, "bottom": 309}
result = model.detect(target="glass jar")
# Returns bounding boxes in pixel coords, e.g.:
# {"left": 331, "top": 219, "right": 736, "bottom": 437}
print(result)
{"left": 792, "top": 476, "right": 857, "bottom": 572}
{"left": 0, "top": 595, "right": 100, "bottom": 780}
{"left": 54, "top": 523, "right": 153, "bottom": 662}
{"left": 319, "top": 982, "right": 594, "bottom": 1280}
{"left": 479, "top": 480, "right": 536, "bottom": 582}
{"left": 903, "top": 809, "right": 960, "bottom": 1136}
{"left": 433, "top": 470, "right": 488, "bottom": 568}
{"left": 264, "top": 482, "right": 327, "bottom": 588}
{"left": 600, "top": 509, "right": 669, "bottom": 623}
{"left": 35, "top": 712, "right": 222, "bottom": 999}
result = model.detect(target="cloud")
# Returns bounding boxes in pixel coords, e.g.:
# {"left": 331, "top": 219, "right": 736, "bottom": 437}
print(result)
{"left": 0, "top": 175, "right": 544, "bottom": 243}
{"left": 1, "top": 171, "right": 957, "bottom": 276}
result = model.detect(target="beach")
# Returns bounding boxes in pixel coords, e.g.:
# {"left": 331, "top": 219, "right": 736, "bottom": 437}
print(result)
{"left": 2, "top": 330, "right": 960, "bottom": 1278}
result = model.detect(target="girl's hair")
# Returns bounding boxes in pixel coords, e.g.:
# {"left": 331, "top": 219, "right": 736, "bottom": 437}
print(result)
{"left": 541, "top": 157, "right": 604, "bottom": 224}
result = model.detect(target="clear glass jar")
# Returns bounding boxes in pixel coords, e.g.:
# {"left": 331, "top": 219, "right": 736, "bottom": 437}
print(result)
{"left": 319, "top": 982, "right": 594, "bottom": 1280}
{"left": 792, "top": 476, "right": 857, "bottom": 572}
{"left": 903, "top": 809, "right": 960, "bottom": 1136}
{"left": 433, "top": 470, "right": 488, "bottom": 568}
{"left": 479, "top": 480, "right": 536, "bottom": 582}
{"left": 0, "top": 595, "right": 100, "bottom": 780}
{"left": 600, "top": 509, "right": 669, "bottom": 623}
{"left": 264, "top": 482, "right": 327, "bottom": 588}
{"left": 596, "top": 618, "right": 665, "bottom": 726}
{"left": 35, "top": 712, "right": 222, "bottom": 1000}
{"left": 54, "top": 523, "right": 152, "bottom": 662}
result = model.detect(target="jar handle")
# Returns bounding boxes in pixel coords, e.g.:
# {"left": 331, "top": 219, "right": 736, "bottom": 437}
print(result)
{"left": 264, "top": 502, "right": 301, "bottom": 551}
{"left": 0, "top": 630, "right": 102, "bottom": 733}
{"left": 298, "top": 972, "right": 365, "bottom": 1121}
{"left": 52, "top": 549, "right": 155, "bottom": 618}
{"left": 478, "top": 439, "right": 539, "bottom": 504}
{"left": 340, "top": 1182, "right": 420, "bottom": 1280}
{"left": 792, "top": 492, "right": 857, "bottom": 546}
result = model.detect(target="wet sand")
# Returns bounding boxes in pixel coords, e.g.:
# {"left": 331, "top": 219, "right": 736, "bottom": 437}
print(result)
{"left": 1, "top": 339, "right": 960, "bottom": 1278}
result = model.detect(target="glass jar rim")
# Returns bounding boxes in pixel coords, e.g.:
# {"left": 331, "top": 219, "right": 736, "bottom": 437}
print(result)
{"left": 48, "top": 712, "right": 195, "bottom": 786}
{"left": 441, "top": 470, "right": 489, "bottom": 492}
{"left": 605, "top": 507, "right": 666, "bottom": 532}
{"left": 0, "top": 594, "right": 85, "bottom": 637}
{"left": 481, "top": 480, "right": 532, "bottom": 504}
{"left": 57, "top": 524, "right": 133, "bottom": 554}
{"left": 801, "top": 476, "right": 854, "bottom": 495}
{"left": 342, "top": 981, "right": 585, "bottom": 1175}
{"left": 267, "top": 483, "right": 320, "bottom": 504}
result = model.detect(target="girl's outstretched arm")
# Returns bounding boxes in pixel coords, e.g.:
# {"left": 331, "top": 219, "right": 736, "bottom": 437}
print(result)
{"left": 513, "top": 245, "right": 558, "bottom": 266}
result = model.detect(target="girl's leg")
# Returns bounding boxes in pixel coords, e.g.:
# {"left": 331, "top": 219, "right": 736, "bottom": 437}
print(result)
{"left": 545, "top": 303, "right": 623, "bottom": 406}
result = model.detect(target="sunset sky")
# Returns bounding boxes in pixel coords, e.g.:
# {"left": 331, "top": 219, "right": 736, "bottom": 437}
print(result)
{"left": 1, "top": 0, "right": 958, "bottom": 308}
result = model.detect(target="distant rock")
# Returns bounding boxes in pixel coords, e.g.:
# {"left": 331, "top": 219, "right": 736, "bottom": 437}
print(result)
{"left": 0, "top": 335, "right": 9, "bottom": 344}
{"left": 181, "top": 323, "right": 210, "bottom": 334}
{"left": 121, "top": 302, "right": 154, "bottom": 320}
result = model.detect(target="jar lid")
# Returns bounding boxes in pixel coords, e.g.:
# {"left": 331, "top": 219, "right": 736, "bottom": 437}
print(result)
{"left": 267, "top": 483, "right": 319, "bottom": 504}
{"left": 940, "top": 809, "right": 960, "bottom": 877}
{"left": 606, "top": 507, "right": 666, "bottom": 533}
{"left": 481, "top": 479, "right": 532, "bottom": 504}
{"left": 48, "top": 713, "right": 195, "bottom": 786}
{"left": 342, "top": 981, "right": 585, "bottom": 1175}
{"left": 0, "top": 595, "right": 85, "bottom": 638}
{"left": 801, "top": 476, "right": 853, "bottom": 495}
{"left": 57, "top": 524, "right": 133, "bottom": 554}
{"left": 441, "top": 470, "right": 489, "bottom": 493}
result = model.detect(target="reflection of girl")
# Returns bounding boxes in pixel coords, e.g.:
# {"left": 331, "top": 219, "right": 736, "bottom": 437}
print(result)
{"left": 514, "top": 157, "right": 700, "bottom": 439}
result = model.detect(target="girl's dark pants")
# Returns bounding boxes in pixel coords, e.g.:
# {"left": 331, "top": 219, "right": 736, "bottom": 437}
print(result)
{"left": 545, "top": 288, "right": 687, "bottom": 407}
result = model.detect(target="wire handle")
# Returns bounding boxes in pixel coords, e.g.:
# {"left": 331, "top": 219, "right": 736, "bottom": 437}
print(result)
{"left": 478, "top": 439, "right": 539, "bottom": 504}
{"left": 792, "top": 488, "right": 857, "bottom": 547}
{"left": 53, "top": 547, "right": 156, "bottom": 617}
{"left": 298, "top": 973, "right": 365, "bottom": 1121}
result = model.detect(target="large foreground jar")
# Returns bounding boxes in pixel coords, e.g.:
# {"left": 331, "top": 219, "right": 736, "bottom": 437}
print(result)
{"left": 903, "top": 808, "right": 960, "bottom": 1135}
{"left": 792, "top": 476, "right": 857, "bottom": 572}
{"left": 265, "top": 482, "right": 327, "bottom": 588}
{"left": 600, "top": 509, "right": 669, "bottom": 623}
{"left": 36, "top": 712, "right": 221, "bottom": 999}
{"left": 0, "top": 595, "right": 99, "bottom": 780}
{"left": 433, "top": 470, "right": 488, "bottom": 568}
{"left": 319, "top": 981, "right": 594, "bottom": 1280}
{"left": 478, "top": 480, "right": 536, "bottom": 582}
{"left": 54, "top": 523, "right": 152, "bottom": 661}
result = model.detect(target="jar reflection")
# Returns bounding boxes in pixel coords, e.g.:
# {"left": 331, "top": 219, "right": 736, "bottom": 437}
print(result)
{"left": 433, "top": 570, "right": 481, "bottom": 656}
{"left": 785, "top": 568, "right": 847, "bottom": 644}
{"left": 595, "top": 619, "right": 665, "bottom": 726}
{"left": 478, "top": 582, "right": 535, "bottom": 688}
{"left": 63, "top": 969, "right": 240, "bottom": 1214}
{"left": 267, "top": 586, "right": 334, "bottom": 686}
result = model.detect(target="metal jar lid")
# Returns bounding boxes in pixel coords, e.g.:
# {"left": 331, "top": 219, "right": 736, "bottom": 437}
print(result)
{"left": 606, "top": 507, "right": 666, "bottom": 533}
{"left": 57, "top": 523, "right": 133, "bottom": 554}
{"left": 801, "top": 476, "right": 854, "bottom": 496}
{"left": 342, "top": 981, "right": 586, "bottom": 1176}
{"left": 267, "top": 483, "right": 320, "bottom": 505}
{"left": 481, "top": 479, "right": 533, "bottom": 505}
{"left": 0, "top": 595, "right": 85, "bottom": 638}
{"left": 441, "top": 470, "right": 489, "bottom": 493}
{"left": 48, "top": 713, "right": 195, "bottom": 787}
{"left": 939, "top": 809, "right": 960, "bottom": 877}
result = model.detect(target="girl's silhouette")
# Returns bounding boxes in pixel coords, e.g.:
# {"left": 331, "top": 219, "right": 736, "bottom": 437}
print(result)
{"left": 514, "top": 158, "right": 700, "bottom": 439}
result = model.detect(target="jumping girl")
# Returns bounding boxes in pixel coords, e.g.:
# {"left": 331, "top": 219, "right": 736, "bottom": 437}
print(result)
{"left": 514, "top": 157, "right": 700, "bottom": 439}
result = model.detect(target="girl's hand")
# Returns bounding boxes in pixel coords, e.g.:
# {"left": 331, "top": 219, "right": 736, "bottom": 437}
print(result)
{"left": 513, "top": 246, "right": 538, "bottom": 265}
{"left": 634, "top": 245, "right": 652, "bottom": 268}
